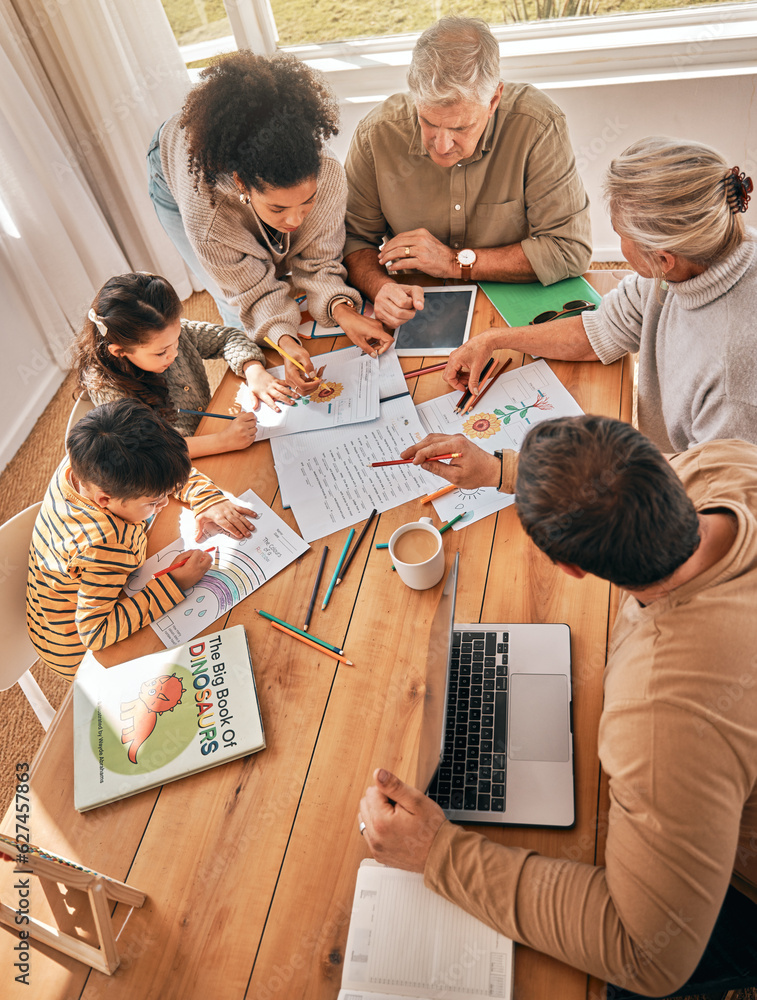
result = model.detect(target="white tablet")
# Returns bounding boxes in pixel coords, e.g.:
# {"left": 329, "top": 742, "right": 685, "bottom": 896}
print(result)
{"left": 392, "top": 285, "right": 478, "bottom": 357}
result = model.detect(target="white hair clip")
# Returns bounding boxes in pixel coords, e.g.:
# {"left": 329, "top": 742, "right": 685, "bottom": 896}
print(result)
{"left": 88, "top": 308, "right": 108, "bottom": 337}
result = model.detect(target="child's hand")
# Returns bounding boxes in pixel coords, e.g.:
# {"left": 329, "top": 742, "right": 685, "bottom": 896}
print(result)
{"left": 245, "top": 362, "right": 298, "bottom": 412}
{"left": 194, "top": 502, "right": 257, "bottom": 541}
{"left": 170, "top": 549, "right": 214, "bottom": 590}
{"left": 221, "top": 412, "right": 258, "bottom": 451}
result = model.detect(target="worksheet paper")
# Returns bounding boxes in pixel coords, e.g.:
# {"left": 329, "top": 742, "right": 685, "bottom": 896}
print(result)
{"left": 271, "top": 394, "right": 441, "bottom": 542}
{"left": 416, "top": 360, "right": 584, "bottom": 530}
{"left": 124, "top": 489, "right": 309, "bottom": 647}
{"left": 338, "top": 861, "right": 513, "bottom": 1000}
{"left": 238, "top": 351, "right": 380, "bottom": 440}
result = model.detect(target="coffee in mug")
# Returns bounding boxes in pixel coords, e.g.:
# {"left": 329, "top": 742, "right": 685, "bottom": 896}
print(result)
{"left": 392, "top": 528, "right": 439, "bottom": 565}
{"left": 388, "top": 517, "right": 445, "bottom": 591}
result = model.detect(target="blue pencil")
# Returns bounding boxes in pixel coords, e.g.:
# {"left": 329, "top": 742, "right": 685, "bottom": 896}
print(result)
{"left": 322, "top": 528, "right": 355, "bottom": 610}
{"left": 179, "top": 408, "right": 236, "bottom": 421}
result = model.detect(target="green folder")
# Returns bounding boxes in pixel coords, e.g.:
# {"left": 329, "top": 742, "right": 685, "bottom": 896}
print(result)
{"left": 478, "top": 275, "right": 602, "bottom": 328}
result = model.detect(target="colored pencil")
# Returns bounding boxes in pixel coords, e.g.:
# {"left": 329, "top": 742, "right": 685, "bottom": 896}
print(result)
{"left": 455, "top": 357, "right": 495, "bottom": 413}
{"left": 322, "top": 528, "right": 355, "bottom": 610}
{"left": 270, "top": 621, "right": 354, "bottom": 666}
{"left": 403, "top": 362, "right": 447, "bottom": 379}
{"left": 337, "top": 509, "right": 377, "bottom": 585}
{"left": 461, "top": 358, "right": 513, "bottom": 415}
{"left": 375, "top": 542, "right": 389, "bottom": 549}
{"left": 440, "top": 513, "right": 466, "bottom": 534}
{"left": 178, "top": 408, "right": 236, "bottom": 421}
{"left": 366, "top": 453, "right": 460, "bottom": 468}
{"left": 420, "top": 483, "right": 457, "bottom": 504}
{"left": 263, "top": 335, "right": 322, "bottom": 380}
{"left": 153, "top": 546, "right": 215, "bottom": 579}
{"left": 256, "top": 608, "right": 343, "bottom": 655}
{"left": 304, "top": 545, "right": 328, "bottom": 631}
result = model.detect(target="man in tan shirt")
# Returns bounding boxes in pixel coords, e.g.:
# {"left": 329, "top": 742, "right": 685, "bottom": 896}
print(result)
{"left": 360, "top": 418, "right": 757, "bottom": 998}
{"left": 344, "top": 16, "right": 592, "bottom": 328}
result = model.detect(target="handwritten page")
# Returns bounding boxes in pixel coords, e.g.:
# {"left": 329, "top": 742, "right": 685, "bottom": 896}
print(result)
{"left": 124, "top": 489, "right": 308, "bottom": 647}
{"left": 416, "top": 360, "right": 584, "bottom": 530}
{"left": 339, "top": 861, "right": 513, "bottom": 1000}
{"left": 239, "top": 352, "right": 380, "bottom": 440}
{"left": 271, "top": 395, "right": 441, "bottom": 543}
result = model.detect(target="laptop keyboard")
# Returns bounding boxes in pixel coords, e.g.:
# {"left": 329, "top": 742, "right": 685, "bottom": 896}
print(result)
{"left": 428, "top": 630, "right": 508, "bottom": 814}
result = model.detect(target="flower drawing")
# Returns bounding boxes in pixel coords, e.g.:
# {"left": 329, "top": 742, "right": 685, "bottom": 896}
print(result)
{"left": 462, "top": 412, "right": 502, "bottom": 439}
{"left": 492, "top": 391, "right": 553, "bottom": 426}
{"left": 309, "top": 381, "right": 344, "bottom": 404}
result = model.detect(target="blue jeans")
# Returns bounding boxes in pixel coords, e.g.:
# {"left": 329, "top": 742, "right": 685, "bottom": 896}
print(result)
{"left": 608, "top": 885, "right": 757, "bottom": 999}
{"left": 146, "top": 125, "right": 241, "bottom": 328}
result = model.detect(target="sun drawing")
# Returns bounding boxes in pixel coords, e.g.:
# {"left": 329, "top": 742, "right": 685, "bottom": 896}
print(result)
{"left": 462, "top": 412, "right": 502, "bottom": 440}
{"left": 310, "top": 381, "right": 344, "bottom": 403}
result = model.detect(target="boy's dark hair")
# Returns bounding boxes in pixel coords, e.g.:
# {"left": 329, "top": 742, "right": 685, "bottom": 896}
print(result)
{"left": 179, "top": 51, "right": 339, "bottom": 198}
{"left": 67, "top": 400, "right": 192, "bottom": 501}
{"left": 71, "top": 272, "right": 181, "bottom": 418}
{"left": 515, "top": 415, "right": 700, "bottom": 588}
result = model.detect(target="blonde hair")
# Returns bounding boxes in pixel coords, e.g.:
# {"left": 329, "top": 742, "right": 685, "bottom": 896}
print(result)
{"left": 605, "top": 136, "right": 746, "bottom": 278}
{"left": 407, "top": 16, "right": 501, "bottom": 108}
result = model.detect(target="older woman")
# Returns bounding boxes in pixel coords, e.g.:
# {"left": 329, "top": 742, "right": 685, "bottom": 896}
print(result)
{"left": 148, "top": 52, "right": 391, "bottom": 393}
{"left": 444, "top": 137, "right": 755, "bottom": 451}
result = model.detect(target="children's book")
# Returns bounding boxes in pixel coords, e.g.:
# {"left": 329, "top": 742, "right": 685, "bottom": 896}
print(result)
{"left": 297, "top": 294, "right": 376, "bottom": 338}
{"left": 73, "top": 624, "right": 264, "bottom": 812}
{"left": 478, "top": 275, "right": 602, "bottom": 329}
{"left": 338, "top": 860, "right": 514, "bottom": 1000}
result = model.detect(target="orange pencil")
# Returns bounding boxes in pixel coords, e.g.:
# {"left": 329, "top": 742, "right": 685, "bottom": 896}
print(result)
{"left": 420, "top": 483, "right": 457, "bottom": 504}
{"left": 270, "top": 621, "right": 354, "bottom": 666}
{"left": 461, "top": 358, "right": 513, "bottom": 415}
{"left": 153, "top": 546, "right": 215, "bottom": 579}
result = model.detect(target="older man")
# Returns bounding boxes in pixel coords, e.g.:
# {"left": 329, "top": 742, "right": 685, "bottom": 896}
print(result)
{"left": 360, "top": 418, "right": 757, "bottom": 999}
{"left": 344, "top": 16, "right": 592, "bottom": 327}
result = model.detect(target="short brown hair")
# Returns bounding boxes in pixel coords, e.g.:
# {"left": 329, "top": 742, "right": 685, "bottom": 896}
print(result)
{"left": 515, "top": 415, "right": 700, "bottom": 588}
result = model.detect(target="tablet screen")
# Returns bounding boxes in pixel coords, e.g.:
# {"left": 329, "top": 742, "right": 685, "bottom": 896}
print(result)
{"left": 393, "top": 287, "right": 477, "bottom": 356}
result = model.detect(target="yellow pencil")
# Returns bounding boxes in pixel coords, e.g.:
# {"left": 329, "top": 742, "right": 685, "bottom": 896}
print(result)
{"left": 270, "top": 621, "right": 354, "bottom": 666}
{"left": 420, "top": 483, "right": 457, "bottom": 504}
{"left": 263, "top": 336, "right": 321, "bottom": 381}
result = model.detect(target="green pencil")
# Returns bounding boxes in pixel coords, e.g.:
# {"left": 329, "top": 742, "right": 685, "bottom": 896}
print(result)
{"left": 440, "top": 513, "right": 466, "bottom": 534}
{"left": 256, "top": 609, "right": 344, "bottom": 655}
{"left": 322, "top": 528, "right": 354, "bottom": 610}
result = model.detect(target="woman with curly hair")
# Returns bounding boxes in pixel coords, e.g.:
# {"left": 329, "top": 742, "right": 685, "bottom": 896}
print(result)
{"left": 147, "top": 51, "right": 391, "bottom": 392}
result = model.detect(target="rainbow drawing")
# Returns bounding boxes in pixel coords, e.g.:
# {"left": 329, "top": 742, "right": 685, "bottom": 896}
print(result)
{"left": 197, "top": 549, "right": 267, "bottom": 615}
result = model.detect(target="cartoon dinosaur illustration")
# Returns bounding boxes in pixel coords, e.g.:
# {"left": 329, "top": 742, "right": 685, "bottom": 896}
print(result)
{"left": 120, "top": 674, "right": 185, "bottom": 764}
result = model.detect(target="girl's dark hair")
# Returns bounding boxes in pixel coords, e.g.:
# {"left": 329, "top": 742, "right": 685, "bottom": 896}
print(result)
{"left": 71, "top": 273, "right": 182, "bottom": 419}
{"left": 179, "top": 51, "right": 339, "bottom": 198}
{"left": 67, "top": 399, "right": 191, "bottom": 501}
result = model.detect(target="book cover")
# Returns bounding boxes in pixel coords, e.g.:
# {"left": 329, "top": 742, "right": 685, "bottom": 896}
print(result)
{"left": 73, "top": 624, "right": 264, "bottom": 812}
{"left": 478, "top": 275, "right": 602, "bottom": 329}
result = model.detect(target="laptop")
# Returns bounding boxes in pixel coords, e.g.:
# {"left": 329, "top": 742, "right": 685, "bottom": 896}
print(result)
{"left": 418, "top": 552, "right": 575, "bottom": 827}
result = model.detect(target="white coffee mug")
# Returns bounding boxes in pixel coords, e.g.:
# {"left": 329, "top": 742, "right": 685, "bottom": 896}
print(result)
{"left": 389, "top": 517, "right": 445, "bottom": 591}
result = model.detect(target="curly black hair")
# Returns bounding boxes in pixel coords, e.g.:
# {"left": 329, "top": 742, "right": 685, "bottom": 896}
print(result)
{"left": 179, "top": 51, "right": 339, "bottom": 197}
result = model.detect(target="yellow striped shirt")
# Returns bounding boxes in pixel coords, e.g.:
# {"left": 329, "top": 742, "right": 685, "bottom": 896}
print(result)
{"left": 26, "top": 459, "right": 225, "bottom": 678}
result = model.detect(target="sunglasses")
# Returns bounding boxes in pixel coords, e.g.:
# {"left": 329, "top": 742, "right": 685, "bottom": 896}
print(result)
{"left": 530, "top": 300, "right": 597, "bottom": 325}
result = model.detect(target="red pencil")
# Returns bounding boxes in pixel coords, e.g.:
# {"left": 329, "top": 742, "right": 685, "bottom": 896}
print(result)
{"left": 461, "top": 358, "right": 513, "bottom": 414}
{"left": 403, "top": 362, "right": 447, "bottom": 379}
{"left": 366, "top": 453, "right": 460, "bottom": 468}
{"left": 153, "top": 546, "right": 215, "bottom": 579}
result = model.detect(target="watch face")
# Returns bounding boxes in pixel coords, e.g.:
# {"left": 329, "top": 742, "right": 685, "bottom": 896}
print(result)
{"left": 457, "top": 249, "right": 476, "bottom": 266}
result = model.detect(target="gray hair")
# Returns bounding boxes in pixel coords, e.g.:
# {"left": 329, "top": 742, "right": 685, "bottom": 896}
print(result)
{"left": 407, "top": 16, "right": 501, "bottom": 108}
{"left": 605, "top": 136, "right": 746, "bottom": 277}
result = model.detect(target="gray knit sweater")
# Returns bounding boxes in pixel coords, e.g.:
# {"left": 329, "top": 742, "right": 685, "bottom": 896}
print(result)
{"left": 583, "top": 230, "right": 757, "bottom": 451}
{"left": 85, "top": 320, "right": 264, "bottom": 436}
{"left": 158, "top": 113, "right": 361, "bottom": 346}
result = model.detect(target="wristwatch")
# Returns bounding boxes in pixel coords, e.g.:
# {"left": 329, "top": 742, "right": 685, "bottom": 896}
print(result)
{"left": 328, "top": 295, "right": 356, "bottom": 321}
{"left": 455, "top": 248, "right": 477, "bottom": 281}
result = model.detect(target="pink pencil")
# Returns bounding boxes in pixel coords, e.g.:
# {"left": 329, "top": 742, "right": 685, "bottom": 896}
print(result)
{"left": 153, "top": 546, "right": 215, "bottom": 579}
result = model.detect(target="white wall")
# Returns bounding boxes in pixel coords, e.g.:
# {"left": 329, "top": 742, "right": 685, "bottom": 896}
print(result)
{"left": 335, "top": 72, "right": 757, "bottom": 260}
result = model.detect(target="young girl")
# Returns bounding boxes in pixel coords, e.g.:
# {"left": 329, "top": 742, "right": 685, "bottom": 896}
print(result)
{"left": 72, "top": 272, "right": 297, "bottom": 458}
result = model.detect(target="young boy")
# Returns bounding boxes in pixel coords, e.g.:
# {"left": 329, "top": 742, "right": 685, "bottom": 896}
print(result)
{"left": 26, "top": 399, "right": 256, "bottom": 678}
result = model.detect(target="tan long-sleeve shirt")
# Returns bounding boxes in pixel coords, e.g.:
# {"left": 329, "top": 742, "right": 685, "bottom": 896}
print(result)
{"left": 426, "top": 439, "right": 757, "bottom": 996}
{"left": 344, "top": 88, "right": 592, "bottom": 285}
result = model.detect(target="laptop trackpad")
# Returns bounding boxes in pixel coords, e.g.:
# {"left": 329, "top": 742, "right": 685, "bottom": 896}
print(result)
{"left": 509, "top": 674, "right": 569, "bottom": 762}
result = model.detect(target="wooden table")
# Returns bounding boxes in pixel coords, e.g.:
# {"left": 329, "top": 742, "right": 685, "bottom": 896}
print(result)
{"left": 0, "top": 276, "right": 632, "bottom": 1000}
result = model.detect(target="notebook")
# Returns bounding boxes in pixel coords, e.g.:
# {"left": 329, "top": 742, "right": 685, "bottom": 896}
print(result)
{"left": 418, "top": 553, "right": 574, "bottom": 827}
{"left": 478, "top": 275, "right": 602, "bottom": 329}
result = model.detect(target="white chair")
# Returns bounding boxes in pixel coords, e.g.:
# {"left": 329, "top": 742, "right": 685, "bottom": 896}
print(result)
{"left": 64, "top": 390, "right": 94, "bottom": 444}
{"left": 0, "top": 502, "right": 55, "bottom": 729}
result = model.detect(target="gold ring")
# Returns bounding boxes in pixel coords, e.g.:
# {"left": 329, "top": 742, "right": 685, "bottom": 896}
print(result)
{"left": 404, "top": 246, "right": 411, "bottom": 256}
